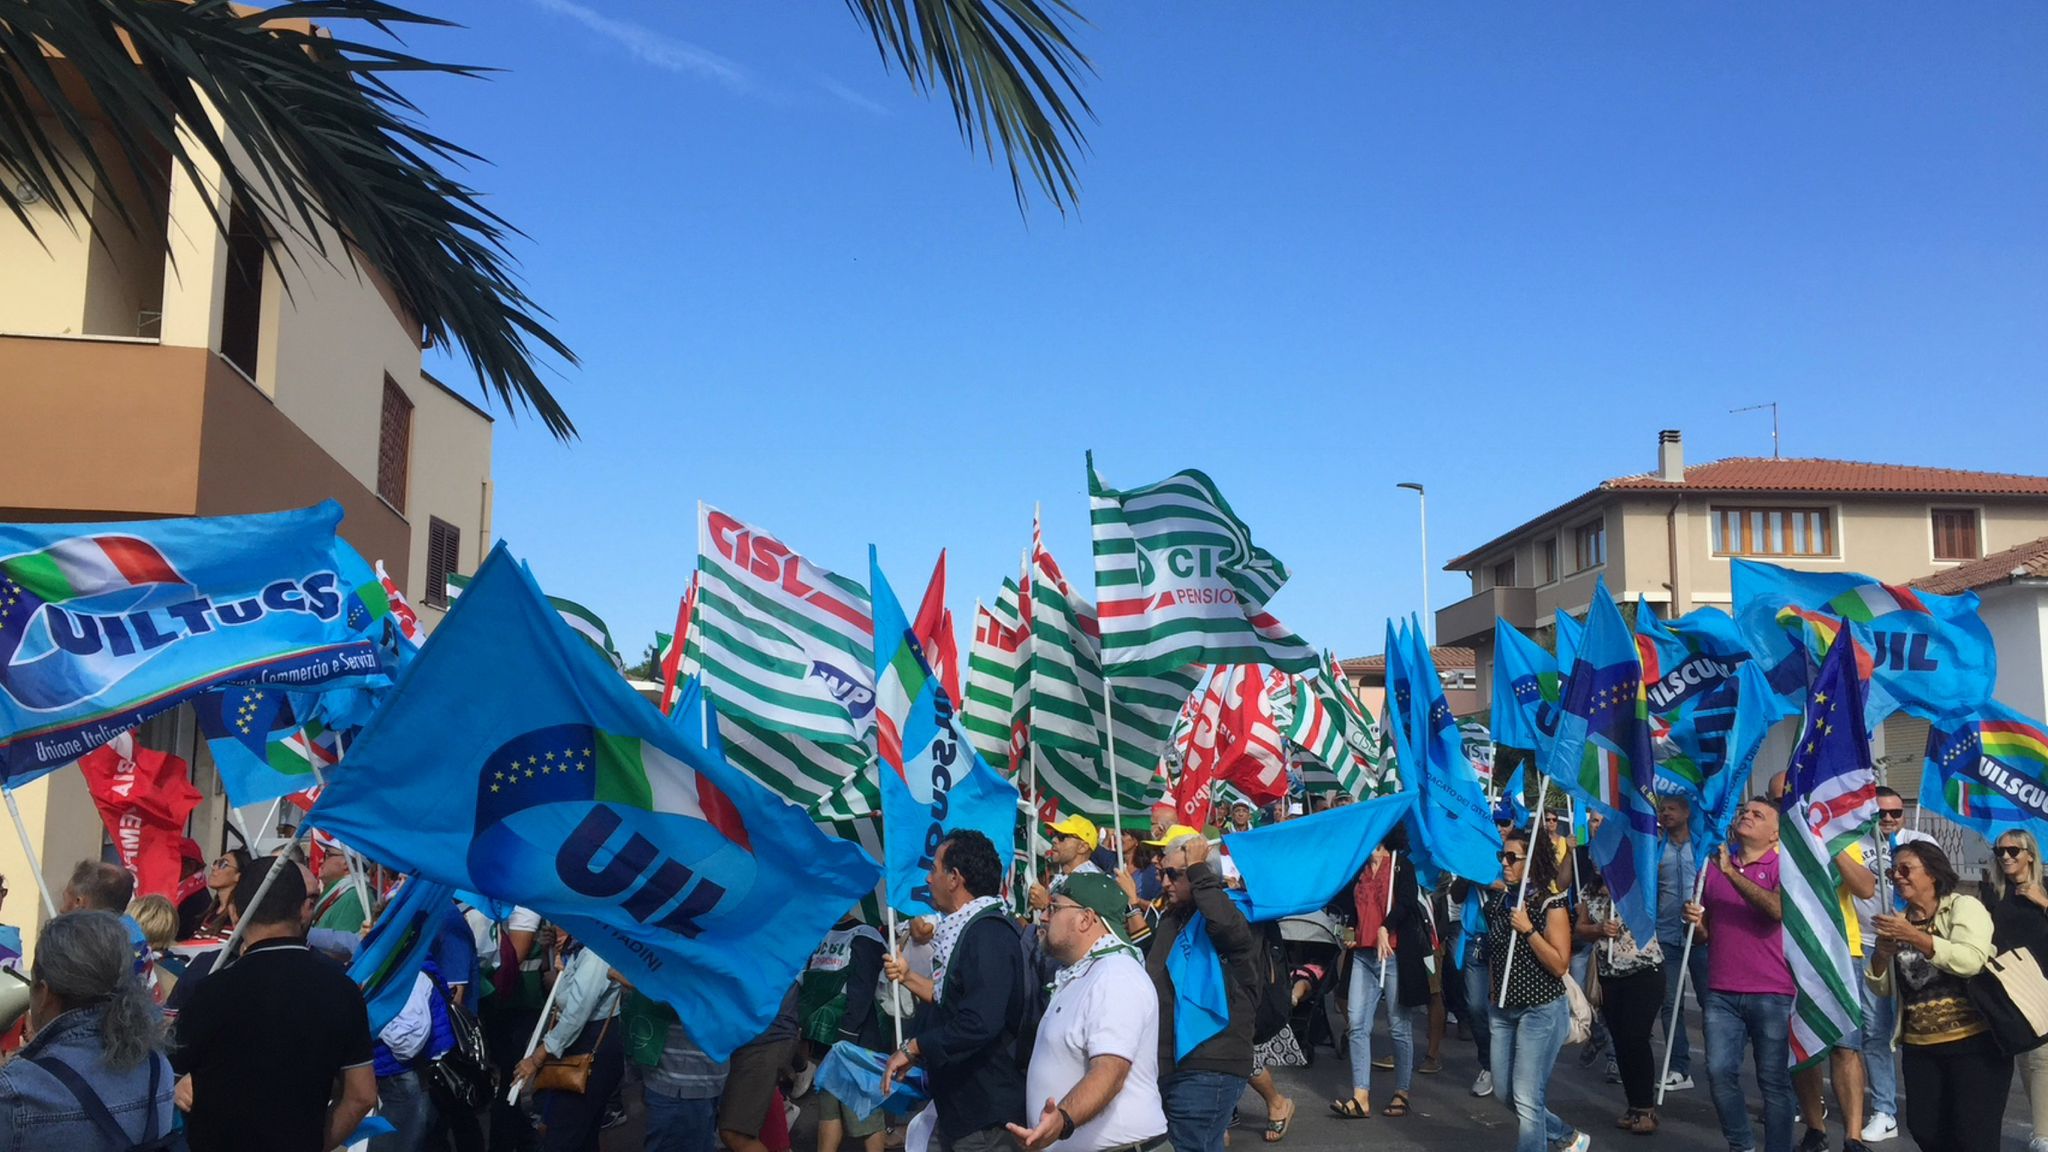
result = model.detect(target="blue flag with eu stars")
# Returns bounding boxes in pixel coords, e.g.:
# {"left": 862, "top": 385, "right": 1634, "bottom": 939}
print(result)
{"left": 1634, "top": 597, "right": 1748, "bottom": 721}
{"left": 0, "top": 502, "right": 389, "bottom": 783}
{"left": 1493, "top": 618, "right": 1562, "bottom": 753}
{"left": 1540, "top": 578, "right": 1659, "bottom": 946}
{"left": 309, "top": 544, "right": 881, "bottom": 1060}
{"left": 1388, "top": 618, "right": 1501, "bottom": 885}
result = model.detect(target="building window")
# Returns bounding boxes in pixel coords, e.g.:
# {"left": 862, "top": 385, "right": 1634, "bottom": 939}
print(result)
{"left": 1573, "top": 519, "right": 1606, "bottom": 572}
{"left": 1538, "top": 538, "right": 1558, "bottom": 585}
{"left": 1931, "top": 508, "right": 1980, "bottom": 562}
{"left": 1492, "top": 557, "right": 1516, "bottom": 589}
{"left": 377, "top": 376, "right": 413, "bottom": 513}
{"left": 1711, "top": 506, "right": 1833, "bottom": 557}
{"left": 425, "top": 517, "right": 460, "bottom": 608}
{"left": 219, "top": 200, "right": 266, "bottom": 379}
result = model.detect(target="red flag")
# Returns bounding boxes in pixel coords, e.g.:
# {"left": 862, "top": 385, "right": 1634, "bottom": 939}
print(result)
{"left": 660, "top": 574, "right": 698, "bottom": 715}
{"left": 1173, "top": 676, "right": 1231, "bottom": 829}
{"left": 77, "top": 734, "right": 202, "bottom": 899}
{"left": 376, "top": 559, "right": 425, "bottom": 646}
{"left": 912, "top": 551, "right": 963, "bottom": 711}
{"left": 1218, "top": 666, "right": 1290, "bottom": 806}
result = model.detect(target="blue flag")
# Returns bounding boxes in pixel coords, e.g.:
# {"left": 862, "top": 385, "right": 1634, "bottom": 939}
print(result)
{"left": 1167, "top": 912, "right": 1229, "bottom": 1061}
{"left": 0, "top": 503, "right": 390, "bottom": 782}
{"left": 194, "top": 687, "right": 340, "bottom": 807}
{"left": 1221, "top": 792, "right": 1417, "bottom": 919}
{"left": 1732, "top": 558, "right": 1996, "bottom": 727}
{"left": 1699, "top": 660, "right": 1795, "bottom": 855}
{"left": 1390, "top": 619, "right": 1502, "bottom": 884}
{"left": 1493, "top": 618, "right": 1563, "bottom": 753}
{"left": 870, "top": 553, "right": 1019, "bottom": 917}
{"left": 1635, "top": 598, "right": 1748, "bottom": 721}
{"left": 1554, "top": 608, "right": 1584, "bottom": 670}
{"left": 816, "top": 1042, "right": 929, "bottom": 1120}
{"left": 309, "top": 545, "right": 881, "bottom": 1060}
{"left": 347, "top": 874, "right": 456, "bottom": 1035}
{"left": 1494, "top": 761, "right": 1532, "bottom": 826}
{"left": 1919, "top": 702, "right": 2048, "bottom": 836}
{"left": 1540, "top": 578, "right": 1659, "bottom": 945}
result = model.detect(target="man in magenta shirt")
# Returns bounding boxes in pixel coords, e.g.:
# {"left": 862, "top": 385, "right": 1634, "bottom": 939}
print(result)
{"left": 1682, "top": 799, "right": 1793, "bottom": 1152}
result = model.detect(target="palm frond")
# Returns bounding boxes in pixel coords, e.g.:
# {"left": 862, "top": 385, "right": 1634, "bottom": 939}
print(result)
{"left": 843, "top": 0, "right": 1093, "bottom": 214}
{"left": 0, "top": 0, "right": 576, "bottom": 438}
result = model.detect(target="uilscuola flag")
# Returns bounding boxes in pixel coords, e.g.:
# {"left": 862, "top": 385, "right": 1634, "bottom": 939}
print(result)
{"left": 1921, "top": 701, "right": 2048, "bottom": 834}
{"left": 309, "top": 545, "right": 880, "bottom": 1060}
{"left": 1634, "top": 598, "right": 1747, "bottom": 721}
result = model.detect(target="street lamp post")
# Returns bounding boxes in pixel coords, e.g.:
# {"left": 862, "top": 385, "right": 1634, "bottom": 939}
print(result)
{"left": 1396, "top": 482, "right": 1430, "bottom": 645}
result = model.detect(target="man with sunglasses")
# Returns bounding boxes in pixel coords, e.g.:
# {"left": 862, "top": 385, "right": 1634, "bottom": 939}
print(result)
{"left": 1030, "top": 815, "right": 1107, "bottom": 915}
{"left": 1142, "top": 826, "right": 1256, "bottom": 1152}
{"left": 1008, "top": 874, "right": 1167, "bottom": 1152}
{"left": 1853, "top": 788, "right": 1934, "bottom": 1145}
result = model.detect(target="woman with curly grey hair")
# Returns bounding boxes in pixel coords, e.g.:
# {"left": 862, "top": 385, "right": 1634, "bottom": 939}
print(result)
{"left": 0, "top": 910, "right": 176, "bottom": 1149}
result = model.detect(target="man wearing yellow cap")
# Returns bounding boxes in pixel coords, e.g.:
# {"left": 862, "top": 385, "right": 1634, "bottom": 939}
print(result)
{"left": 1028, "top": 814, "right": 1106, "bottom": 915}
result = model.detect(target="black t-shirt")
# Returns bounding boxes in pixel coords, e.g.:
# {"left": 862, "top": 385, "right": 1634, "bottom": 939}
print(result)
{"left": 170, "top": 937, "right": 375, "bottom": 1152}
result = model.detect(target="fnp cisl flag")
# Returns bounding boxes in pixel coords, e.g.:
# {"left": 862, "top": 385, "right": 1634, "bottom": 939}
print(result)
{"left": 0, "top": 503, "right": 389, "bottom": 782}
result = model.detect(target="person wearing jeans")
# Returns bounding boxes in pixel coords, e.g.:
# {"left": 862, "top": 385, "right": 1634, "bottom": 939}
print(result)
{"left": 1462, "top": 934, "right": 1494, "bottom": 1095}
{"left": 637, "top": 996, "right": 728, "bottom": 1152}
{"left": 1483, "top": 827, "right": 1588, "bottom": 1152}
{"left": 1682, "top": 799, "right": 1794, "bottom": 1152}
{"left": 1142, "top": 828, "right": 1256, "bottom": 1152}
{"left": 1343, "top": 954, "right": 1412, "bottom": 1111}
{"left": 1331, "top": 841, "right": 1423, "bottom": 1119}
{"left": 1655, "top": 795, "right": 1708, "bottom": 1091}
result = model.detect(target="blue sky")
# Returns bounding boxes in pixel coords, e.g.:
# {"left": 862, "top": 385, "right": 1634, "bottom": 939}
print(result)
{"left": 404, "top": 2, "right": 2047, "bottom": 662}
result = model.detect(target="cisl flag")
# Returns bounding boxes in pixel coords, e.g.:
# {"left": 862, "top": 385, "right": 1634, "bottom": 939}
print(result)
{"left": 77, "top": 732, "right": 202, "bottom": 898}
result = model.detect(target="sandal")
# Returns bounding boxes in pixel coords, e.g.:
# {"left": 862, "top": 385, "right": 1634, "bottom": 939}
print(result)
{"left": 1628, "top": 1110, "right": 1659, "bottom": 1135}
{"left": 1384, "top": 1092, "right": 1410, "bottom": 1118}
{"left": 1328, "top": 1094, "right": 1370, "bottom": 1119}
{"left": 1264, "top": 1101, "right": 1295, "bottom": 1143}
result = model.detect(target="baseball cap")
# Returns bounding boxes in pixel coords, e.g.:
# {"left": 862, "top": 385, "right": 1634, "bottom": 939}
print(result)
{"left": 1058, "top": 872, "right": 1132, "bottom": 942}
{"left": 1144, "top": 824, "right": 1202, "bottom": 849}
{"left": 1044, "top": 813, "right": 1099, "bottom": 853}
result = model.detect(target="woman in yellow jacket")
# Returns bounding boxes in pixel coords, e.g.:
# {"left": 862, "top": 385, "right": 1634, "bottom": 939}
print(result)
{"left": 1865, "top": 840, "right": 2009, "bottom": 1152}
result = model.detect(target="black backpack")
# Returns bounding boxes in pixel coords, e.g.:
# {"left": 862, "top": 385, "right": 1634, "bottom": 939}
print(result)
{"left": 1249, "top": 920, "right": 1293, "bottom": 1045}
{"left": 29, "top": 1053, "right": 185, "bottom": 1151}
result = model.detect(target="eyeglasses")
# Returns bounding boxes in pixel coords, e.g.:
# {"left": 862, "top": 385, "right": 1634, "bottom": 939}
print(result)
{"left": 1499, "top": 852, "right": 1526, "bottom": 865}
{"left": 1160, "top": 867, "right": 1185, "bottom": 882}
{"left": 1877, "top": 808, "right": 1905, "bottom": 820}
{"left": 1996, "top": 846, "right": 2028, "bottom": 860}
{"left": 1047, "top": 900, "right": 1088, "bottom": 918}
{"left": 1890, "top": 865, "right": 1919, "bottom": 879}
{"left": 211, "top": 857, "right": 239, "bottom": 871}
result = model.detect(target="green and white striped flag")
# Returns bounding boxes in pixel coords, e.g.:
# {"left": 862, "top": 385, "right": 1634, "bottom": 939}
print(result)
{"left": 1088, "top": 454, "right": 1317, "bottom": 677}
{"left": 963, "top": 576, "right": 1028, "bottom": 773}
{"left": 446, "top": 572, "right": 623, "bottom": 669}
{"left": 687, "top": 505, "right": 878, "bottom": 818}
{"left": 1781, "top": 811, "right": 1861, "bottom": 1070}
{"left": 1027, "top": 529, "right": 1199, "bottom": 830}
{"left": 1365, "top": 698, "right": 1403, "bottom": 798}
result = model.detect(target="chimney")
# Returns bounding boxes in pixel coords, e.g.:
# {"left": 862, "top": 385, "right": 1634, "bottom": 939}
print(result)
{"left": 1657, "top": 430, "right": 1684, "bottom": 483}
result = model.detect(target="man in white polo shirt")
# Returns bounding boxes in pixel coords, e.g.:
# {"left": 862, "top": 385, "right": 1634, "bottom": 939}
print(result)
{"left": 1009, "top": 872, "right": 1169, "bottom": 1152}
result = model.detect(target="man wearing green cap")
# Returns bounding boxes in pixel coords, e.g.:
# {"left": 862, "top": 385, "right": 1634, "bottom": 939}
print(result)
{"left": 1008, "top": 872, "right": 1169, "bottom": 1152}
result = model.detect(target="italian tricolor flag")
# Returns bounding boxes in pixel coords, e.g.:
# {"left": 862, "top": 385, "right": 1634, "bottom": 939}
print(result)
{"left": 1826, "top": 583, "right": 1928, "bottom": 623}
{"left": 593, "top": 730, "right": 751, "bottom": 851}
{"left": 3, "top": 536, "right": 179, "bottom": 602}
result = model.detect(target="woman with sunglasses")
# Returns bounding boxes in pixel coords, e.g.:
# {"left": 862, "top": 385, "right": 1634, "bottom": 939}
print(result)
{"left": 1867, "top": 840, "right": 2006, "bottom": 1152}
{"left": 1991, "top": 830, "right": 2048, "bottom": 1152}
{"left": 185, "top": 850, "right": 250, "bottom": 939}
{"left": 1483, "top": 826, "right": 1589, "bottom": 1152}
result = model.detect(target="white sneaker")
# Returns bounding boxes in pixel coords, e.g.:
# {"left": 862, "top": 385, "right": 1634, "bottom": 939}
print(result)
{"left": 1559, "top": 1132, "right": 1591, "bottom": 1152}
{"left": 1660, "top": 1071, "right": 1695, "bottom": 1091}
{"left": 1471, "top": 1070, "right": 1495, "bottom": 1098}
{"left": 1861, "top": 1114, "right": 1897, "bottom": 1143}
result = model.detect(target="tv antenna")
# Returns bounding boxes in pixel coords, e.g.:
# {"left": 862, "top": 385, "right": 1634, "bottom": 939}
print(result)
{"left": 1729, "top": 402, "right": 1779, "bottom": 458}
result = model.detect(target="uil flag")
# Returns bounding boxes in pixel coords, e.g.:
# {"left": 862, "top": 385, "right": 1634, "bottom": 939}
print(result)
{"left": 194, "top": 687, "right": 341, "bottom": 808}
{"left": 1540, "top": 579, "right": 1660, "bottom": 945}
{"left": 310, "top": 545, "right": 881, "bottom": 1060}
{"left": 1732, "top": 558, "right": 1996, "bottom": 725}
{"left": 871, "top": 551, "right": 1021, "bottom": 916}
{"left": 1493, "top": 619, "right": 1563, "bottom": 753}
{"left": 1087, "top": 454, "right": 1316, "bottom": 676}
{"left": 1921, "top": 702, "right": 2048, "bottom": 834}
{"left": 0, "top": 503, "right": 390, "bottom": 781}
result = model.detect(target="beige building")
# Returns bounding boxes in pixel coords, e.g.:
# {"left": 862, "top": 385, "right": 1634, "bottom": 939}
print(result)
{"left": 0, "top": 96, "right": 493, "bottom": 951}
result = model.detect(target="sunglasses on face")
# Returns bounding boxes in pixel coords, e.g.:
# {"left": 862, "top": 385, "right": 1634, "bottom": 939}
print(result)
{"left": 1877, "top": 808, "right": 1905, "bottom": 820}
{"left": 1160, "top": 867, "right": 1185, "bottom": 882}
{"left": 1996, "top": 846, "right": 2028, "bottom": 860}
{"left": 211, "top": 857, "right": 238, "bottom": 870}
{"left": 1499, "top": 852, "right": 1526, "bottom": 865}
{"left": 1890, "top": 865, "right": 1919, "bottom": 879}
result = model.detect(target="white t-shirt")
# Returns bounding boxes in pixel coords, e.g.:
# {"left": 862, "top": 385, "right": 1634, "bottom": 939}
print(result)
{"left": 1026, "top": 948, "right": 1166, "bottom": 1152}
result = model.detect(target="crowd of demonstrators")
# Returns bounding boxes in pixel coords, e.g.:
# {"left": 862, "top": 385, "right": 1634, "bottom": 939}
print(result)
{"left": 1485, "top": 825, "right": 1590, "bottom": 1152}
{"left": 1857, "top": 788, "right": 1935, "bottom": 1145}
{"left": 1867, "top": 840, "right": 2007, "bottom": 1152}
{"left": 1683, "top": 798, "right": 1795, "bottom": 1152}
{"left": 802, "top": 910, "right": 890, "bottom": 1152}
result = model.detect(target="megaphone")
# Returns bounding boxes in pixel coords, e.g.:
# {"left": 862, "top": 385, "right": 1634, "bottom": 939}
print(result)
{"left": 0, "top": 967, "right": 30, "bottom": 1033}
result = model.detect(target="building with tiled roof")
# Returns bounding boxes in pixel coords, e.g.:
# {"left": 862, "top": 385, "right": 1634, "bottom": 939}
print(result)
{"left": 1336, "top": 647, "right": 1479, "bottom": 718}
{"left": 1435, "top": 430, "right": 2048, "bottom": 725}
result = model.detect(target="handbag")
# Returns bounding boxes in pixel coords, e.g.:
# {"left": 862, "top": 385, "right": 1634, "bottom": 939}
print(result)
{"left": 425, "top": 975, "right": 498, "bottom": 1111}
{"left": 1965, "top": 944, "right": 2048, "bottom": 1056}
{"left": 1561, "top": 974, "right": 1595, "bottom": 1046}
{"left": 532, "top": 1012, "right": 613, "bottom": 1094}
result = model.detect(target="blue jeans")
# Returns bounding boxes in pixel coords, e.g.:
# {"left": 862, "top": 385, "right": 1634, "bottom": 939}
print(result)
{"left": 1347, "top": 952, "right": 1414, "bottom": 1094}
{"left": 1658, "top": 935, "right": 1711, "bottom": 1077}
{"left": 1489, "top": 995, "right": 1574, "bottom": 1152}
{"left": 1162, "top": 1070, "right": 1245, "bottom": 1152}
{"left": 1704, "top": 991, "right": 1794, "bottom": 1152}
{"left": 370, "top": 1069, "right": 433, "bottom": 1152}
{"left": 643, "top": 1088, "right": 721, "bottom": 1152}
{"left": 1462, "top": 943, "right": 1493, "bottom": 1071}
{"left": 1858, "top": 976, "right": 1896, "bottom": 1118}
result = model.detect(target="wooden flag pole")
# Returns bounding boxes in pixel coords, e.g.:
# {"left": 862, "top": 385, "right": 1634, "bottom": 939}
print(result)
{"left": 1497, "top": 774, "right": 1551, "bottom": 1009}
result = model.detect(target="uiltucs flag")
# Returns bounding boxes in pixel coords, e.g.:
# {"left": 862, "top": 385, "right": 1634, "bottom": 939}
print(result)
{"left": 870, "top": 551, "right": 1020, "bottom": 918}
{"left": 1921, "top": 702, "right": 2048, "bottom": 834}
{"left": 1222, "top": 792, "right": 1418, "bottom": 920}
{"left": 0, "top": 502, "right": 390, "bottom": 781}
{"left": 310, "top": 545, "right": 881, "bottom": 1060}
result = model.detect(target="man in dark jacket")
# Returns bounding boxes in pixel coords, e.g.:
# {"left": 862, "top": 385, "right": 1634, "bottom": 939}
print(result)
{"left": 1143, "top": 826, "right": 1256, "bottom": 1152}
{"left": 882, "top": 830, "right": 1028, "bottom": 1152}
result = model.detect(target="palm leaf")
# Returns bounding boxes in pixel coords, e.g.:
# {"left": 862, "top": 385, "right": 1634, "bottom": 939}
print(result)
{"left": 842, "top": 0, "right": 1093, "bottom": 213}
{"left": 0, "top": 0, "right": 576, "bottom": 438}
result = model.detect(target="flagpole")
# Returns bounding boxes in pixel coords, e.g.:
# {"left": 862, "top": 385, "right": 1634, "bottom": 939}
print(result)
{"left": 1023, "top": 541, "right": 1043, "bottom": 898}
{"left": 1498, "top": 774, "right": 1551, "bottom": 1009}
{"left": 1380, "top": 849, "right": 1397, "bottom": 990}
{"left": 507, "top": 960, "right": 571, "bottom": 1104}
{"left": 1103, "top": 681, "right": 1122, "bottom": 851}
{"left": 1654, "top": 865, "right": 1711, "bottom": 1105}
{"left": 3, "top": 784, "right": 57, "bottom": 917}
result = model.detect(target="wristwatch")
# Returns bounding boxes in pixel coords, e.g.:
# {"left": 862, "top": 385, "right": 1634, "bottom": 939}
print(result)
{"left": 1057, "top": 1108, "right": 1076, "bottom": 1140}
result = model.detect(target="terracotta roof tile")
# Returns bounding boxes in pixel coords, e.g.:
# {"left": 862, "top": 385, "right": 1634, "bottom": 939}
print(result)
{"left": 1340, "top": 646, "right": 1475, "bottom": 676}
{"left": 1911, "top": 534, "right": 2048, "bottom": 596}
